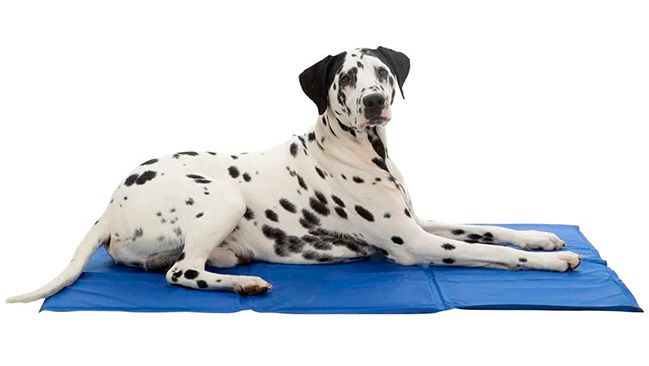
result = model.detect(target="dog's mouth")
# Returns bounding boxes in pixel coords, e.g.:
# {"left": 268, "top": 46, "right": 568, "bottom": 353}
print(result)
{"left": 360, "top": 107, "right": 391, "bottom": 128}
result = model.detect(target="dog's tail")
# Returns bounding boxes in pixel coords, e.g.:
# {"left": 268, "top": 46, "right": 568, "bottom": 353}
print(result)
{"left": 6, "top": 214, "right": 111, "bottom": 303}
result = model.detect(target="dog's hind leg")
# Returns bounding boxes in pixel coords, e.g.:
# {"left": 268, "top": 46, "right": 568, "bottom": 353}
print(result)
{"left": 164, "top": 181, "right": 272, "bottom": 296}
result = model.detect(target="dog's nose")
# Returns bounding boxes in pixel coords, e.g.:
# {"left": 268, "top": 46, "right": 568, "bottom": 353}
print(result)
{"left": 362, "top": 93, "right": 386, "bottom": 109}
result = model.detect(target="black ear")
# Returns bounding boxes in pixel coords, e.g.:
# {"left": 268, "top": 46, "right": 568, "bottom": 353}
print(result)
{"left": 374, "top": 46, "right": 410, "bottom": 98}
{"left": 299, "top": 52, "right": 345, "bottom": 115}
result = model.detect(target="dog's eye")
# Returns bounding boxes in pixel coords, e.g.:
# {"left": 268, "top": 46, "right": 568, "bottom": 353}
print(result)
{"left": 340, "top": 75, "right": 351, "bottom": 86}
{"left": 378, "top": 68, "right": 388, "bottom": 78}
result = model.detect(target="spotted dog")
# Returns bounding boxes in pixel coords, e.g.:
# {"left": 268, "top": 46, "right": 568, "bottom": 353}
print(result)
{"left": 7, "top": 46, "right": 582, "bottom": 303}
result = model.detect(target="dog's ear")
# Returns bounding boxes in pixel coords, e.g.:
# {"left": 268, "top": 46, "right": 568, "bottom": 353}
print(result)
{"left": 374, "top": 46, "right": 410, "bottom": 98}
{"left": 299, "top": 52, "right": 345, "bottom": 115}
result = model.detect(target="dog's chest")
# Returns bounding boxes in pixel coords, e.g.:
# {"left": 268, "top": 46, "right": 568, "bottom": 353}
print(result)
{"left": 216, "top": 138, "right": 409, "bottom": 263}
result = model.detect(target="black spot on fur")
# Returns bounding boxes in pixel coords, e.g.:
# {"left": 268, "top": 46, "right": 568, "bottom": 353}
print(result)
{"left": 178, "top": 252, "right": 185, "bottom": 261}
{"left": 231, "top": 155, "right": 238, "bottom": 159}
{"left": 375, "top": 247, "right": 389, "bottom": 256}
{"left": 187, "top": 174, "right": 211, "bottom": 184}
{"left": 315, "top": 167, "right": 326, "bottom": 179}
{"left": 228, "top": 166, "right": 240, "bottom": 178}
{"left": 265, "top": 209, "right": 279, "bottom": 222}
{"left": 140, "top": 158, "right": 158, "bottom": 166}
{"left": 134, "top": 170, "right": 157, "bottom": 185}
{"left": 383, "top": 212, "right": 391, "bottom": 218}
{"left": 404, "top": 207, "right": 411, "bottom": 218}
{"left": 297, "top": 175, "right": 308, "bottom": 190}
{"left": 172, "top": 270, "right": 183, "bottom": 278}
{"left": 484, "top": 232, "right": 493, "bottom": 238}
{"left": 352, "top": 176, "right": 364, "bottom": 183}
{"left": 196, "top": 212, "right": 204, "bottom": 218}
{"left": 185, "top": 197, "right": 194, "bottom": 205}
{"left": 299, "top": 209, "right": 321, "bottom": 229}
{"left": 519, "top": 257, "right": 528, "bottom": 263}
{"left": 279, "top": 198, "right": 296, "bottom": 213}
{"left": 372, "top": 157, "right": 388, "bottom": 171}
{"left": 368, "top": 127, "right": 387, "bottom": 159}
{"left": 442, "top": 258, "right": 455, "bottom": 264}
{"left": 242, "top": 172, "right": 251, "bottom": 182}
{"left": 331, "top": 195, "right": 345, "bottom": 207}
{"left": 314, "top": 190, "right": 328, "bottom": 204}
{"left": 308, "top": 227, "right": 372, "bottom": 255}
{"left": 354, "top": 205, "right": 374, "bottom": 222}
{"left": 262, "top": 225, "right": 287, "bottom": 241}
{"left": 468, "top": 233, "right": 483, "bottom": 240}
{"left": 244, "top": 207, "right": 255, "bottom": 220}
{"left": 308, "top": 132, "right": 316, "bottom": 141}
{"left": 391, "top": 236, "right": 404, "bottom": 245}
{"left": 172, "top": 151, "right": 198, "bottom": 158}
{"left": 452, "top": 229, "right": 465, "bottom": 235}
{"left": 184, "top": 269, "right": 199, "bottom": 279}
{"left": 289, "top": 142, "right": 298, "bottom": 157}
{"left": 334, "top": 207, "right": 348, "bottom": 219}
{"left": 310, "top": 197, "right": 330, "bottom": 216}
{"left": 133, "top": 227, "right": 144, "bottom": 239}
{"left": 144, "top": 248, "right": 183, "bottom": 272}
{"left": 298, "top": 135, "right": 307, "bottom": 149}
{"left": 441, "top": 243, "right": 456, "bottom": 250}
{"left": 302, "top": 250, "right": 334, "bottom": 263}
{"left": 124, "top": 174, "right": 138, "bottom": 186}
{"left": 285, "top": 236, "right": 305, "bottom": 254}
{"left": 337, "top": 118, "right": 356, "bottom": 138}
{"left": 196, "top": 280, "right": 208, "bottom": 289}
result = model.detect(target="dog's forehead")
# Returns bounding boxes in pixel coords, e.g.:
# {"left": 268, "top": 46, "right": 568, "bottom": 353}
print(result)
{"left": 339, "top": 49, "right": 385, "bottom": 72}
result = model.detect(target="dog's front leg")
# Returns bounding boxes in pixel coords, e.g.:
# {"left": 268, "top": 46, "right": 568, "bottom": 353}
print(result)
{"left": 416, "top": 220, "right": 566, "bottom": 251}
{"left": 387, "top": 226, "right": 581, "bottom": 271}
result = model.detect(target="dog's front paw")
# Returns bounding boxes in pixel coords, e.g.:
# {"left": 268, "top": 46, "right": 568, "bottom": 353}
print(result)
{"left": 526, "top": 251, "right": 583, "bottom": 272}
{"left": 513, "top": 230, "right": 566, "bottom": 251}
{"left": 233, "top": 276, "right": 272, "bottom": 296}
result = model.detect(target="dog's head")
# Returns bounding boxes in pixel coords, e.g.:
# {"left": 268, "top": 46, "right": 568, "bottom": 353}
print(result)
{"left": 299, "top": 47, "right": 410, "bottom": 130}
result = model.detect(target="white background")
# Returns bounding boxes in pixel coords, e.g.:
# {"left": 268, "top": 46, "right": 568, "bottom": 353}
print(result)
{"left": 1, "top": 1, "right": 647, "bottom": 364}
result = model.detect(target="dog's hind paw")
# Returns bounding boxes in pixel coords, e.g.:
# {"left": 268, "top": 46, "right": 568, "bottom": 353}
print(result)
{"left": 233, "top": 276, "right": 272, "bottom": 296}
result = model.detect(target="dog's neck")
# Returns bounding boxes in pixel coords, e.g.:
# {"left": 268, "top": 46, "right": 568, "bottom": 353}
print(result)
{"left": 310, "top": 109, "right": 390, "bottom": 176}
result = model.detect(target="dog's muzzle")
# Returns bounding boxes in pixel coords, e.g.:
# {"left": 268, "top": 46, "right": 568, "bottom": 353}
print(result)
{"left": 362, "top": 93, "right": 390, "bottom": 125}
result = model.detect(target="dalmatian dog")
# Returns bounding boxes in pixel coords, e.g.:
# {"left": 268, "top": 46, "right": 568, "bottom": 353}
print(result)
{"left": 7, "top": 46, "right": 582, "bottom": 303}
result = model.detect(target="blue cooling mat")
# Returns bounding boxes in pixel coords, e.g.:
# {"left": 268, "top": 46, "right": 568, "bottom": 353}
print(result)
{"left": 41, "top": 224, "right": 641, "bottom": 313}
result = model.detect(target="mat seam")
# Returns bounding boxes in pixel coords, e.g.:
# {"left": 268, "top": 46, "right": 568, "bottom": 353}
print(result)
{"left": 427, "top": 268, "right": 448, "bottom": 310}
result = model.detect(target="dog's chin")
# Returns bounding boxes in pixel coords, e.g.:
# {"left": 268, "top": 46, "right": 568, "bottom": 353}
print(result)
{"left": 367, "top": 117, "right": 390, "bottom": 126}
